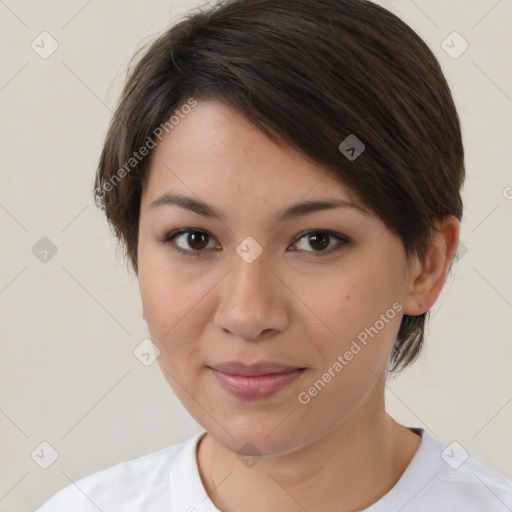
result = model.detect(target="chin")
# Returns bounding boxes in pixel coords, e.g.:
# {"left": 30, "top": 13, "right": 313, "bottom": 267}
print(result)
{"left": 205, "top": 419, "right": 313, "bottom": 458}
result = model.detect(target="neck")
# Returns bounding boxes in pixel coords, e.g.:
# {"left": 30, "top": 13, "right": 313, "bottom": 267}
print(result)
{"left": 196, "top": 392, "right": 422, "bottom": 511}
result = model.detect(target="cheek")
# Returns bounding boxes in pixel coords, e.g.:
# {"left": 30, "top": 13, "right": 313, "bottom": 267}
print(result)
{"left": 138, "top": 243, "right": 190, "bottom": 326}
{"left": 139, "top": 271, "right": 174, "bottom": 327}
{"left": 137, "top": 253, "right": 215, "bottom": 362}
{"left": 139, "top": 267, "right": 203, "bottom": 394}
{"left": 141, "top": 278, "right": 199, "bottom": 343}
{"left": 138, "top": 251, "right": 187, "bottom": 346}
{"left": 309, "top": 270, "right": 401, "bottom": 365}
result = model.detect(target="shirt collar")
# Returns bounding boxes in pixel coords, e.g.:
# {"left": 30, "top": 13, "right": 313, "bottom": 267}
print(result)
{"left": 168, "top": 430, "right": 220, "bottom": 512}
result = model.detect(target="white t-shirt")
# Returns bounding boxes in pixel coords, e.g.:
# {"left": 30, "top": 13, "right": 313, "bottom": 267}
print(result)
{"left": 35, "top": 427, "right": 512, "bottom": 511}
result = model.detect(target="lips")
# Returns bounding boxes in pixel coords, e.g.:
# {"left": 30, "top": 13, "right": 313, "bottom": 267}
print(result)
{"left": 207, "top": 361, "right": 306, "bottom": 399}
{"left": 208, "top": 361, "right": 305, "bottom": 376}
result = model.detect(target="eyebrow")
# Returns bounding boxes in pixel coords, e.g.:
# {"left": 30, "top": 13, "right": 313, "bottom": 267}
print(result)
{"left": 149, "top": 192, "right": 370, "bottom": 222}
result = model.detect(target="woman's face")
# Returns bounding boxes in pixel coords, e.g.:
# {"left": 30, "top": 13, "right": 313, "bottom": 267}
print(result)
{"left": 137, "top": 99, "right": 418, "bottom": 455}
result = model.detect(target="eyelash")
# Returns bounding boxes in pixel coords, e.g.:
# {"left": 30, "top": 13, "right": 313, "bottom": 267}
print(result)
{"left": 160, "top": 229, "right": 350, "bottom": 258}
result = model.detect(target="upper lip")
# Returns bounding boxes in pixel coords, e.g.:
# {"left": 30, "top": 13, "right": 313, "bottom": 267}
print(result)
{"left": 208, "top": 361, "right": 305, "bottom": 376}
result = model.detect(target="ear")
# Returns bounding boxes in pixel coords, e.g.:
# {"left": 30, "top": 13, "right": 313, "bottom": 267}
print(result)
{"left": 402, "top": 215, "right": 460, "bottom": 315}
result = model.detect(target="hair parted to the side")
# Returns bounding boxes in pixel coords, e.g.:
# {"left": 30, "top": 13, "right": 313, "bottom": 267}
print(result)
{"left": 94, "top": 0, "right": 465, "bottom": 374}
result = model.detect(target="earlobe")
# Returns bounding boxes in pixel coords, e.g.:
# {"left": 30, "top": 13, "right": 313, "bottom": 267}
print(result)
{"left": 402, "top": 216, "right": 460, "bottom": 316}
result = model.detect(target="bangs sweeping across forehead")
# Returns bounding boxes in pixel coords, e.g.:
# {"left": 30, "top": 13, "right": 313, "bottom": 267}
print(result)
{"left": 94, "top": 0, "right": 465, "bottom": 374}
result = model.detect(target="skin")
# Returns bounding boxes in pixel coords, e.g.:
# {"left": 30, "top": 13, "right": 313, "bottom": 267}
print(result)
{"left": 137, "top": 99, "right": 460, "bottom": 511}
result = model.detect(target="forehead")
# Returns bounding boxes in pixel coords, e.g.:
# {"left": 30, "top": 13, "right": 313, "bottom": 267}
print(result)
{"left": 143, "top": 99, "right": 359, "bottom": 206}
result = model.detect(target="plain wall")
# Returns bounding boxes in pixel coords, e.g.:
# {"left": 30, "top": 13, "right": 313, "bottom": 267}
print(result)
{"left": 0, "top": 1, "right": 511, "bottom": 510}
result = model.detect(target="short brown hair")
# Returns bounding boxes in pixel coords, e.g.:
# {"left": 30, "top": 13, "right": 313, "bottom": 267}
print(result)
{"left": 94, "top": 0, "right": 465, "bottom": 374}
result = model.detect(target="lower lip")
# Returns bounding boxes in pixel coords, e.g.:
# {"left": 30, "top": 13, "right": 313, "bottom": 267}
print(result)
{"left": 208, "top": 368, "right": 306, "bottom": 399}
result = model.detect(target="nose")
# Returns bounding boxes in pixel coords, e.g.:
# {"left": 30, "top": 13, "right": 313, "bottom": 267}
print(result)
{"left": 213, "top": 248, "right": 289, "bottom": 341}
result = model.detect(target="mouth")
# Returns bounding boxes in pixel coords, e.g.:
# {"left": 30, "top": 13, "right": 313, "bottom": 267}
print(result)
{"left": 207, "top": 361, "right": 307, "bottom": 399}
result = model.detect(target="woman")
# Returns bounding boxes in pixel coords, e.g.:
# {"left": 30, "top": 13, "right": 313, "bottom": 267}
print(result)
{"left": 35, "top": 0, "right": 512, "bottom": 510}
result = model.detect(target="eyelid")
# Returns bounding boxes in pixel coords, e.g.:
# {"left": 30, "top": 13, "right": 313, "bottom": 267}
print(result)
{"left": 291, "top": 230, "right": 350, "bottom": 256}
{"left": 293, "top": 229, "right": 350, "bottom": 244}
{"left": 160, "top": 228, "right": 220, "bottom": 257}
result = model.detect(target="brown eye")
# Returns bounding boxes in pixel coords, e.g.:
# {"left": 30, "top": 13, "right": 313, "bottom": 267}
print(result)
{"left": 163, "top": 229, "right": 218, "bottom": 255}
{"left": 292, "top": 230, "right": 350, "bottom": 256}
{"left": 307, "top": 232, "right": 330, "bottom": 251}
{"left": 186, "top": 231, "right": 210, "bottom": 250}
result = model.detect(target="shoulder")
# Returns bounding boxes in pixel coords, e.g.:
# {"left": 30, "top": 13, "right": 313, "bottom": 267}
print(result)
{"left": 439, "top": 448, "right": 512, "bottom": 509}
{"left": 412, "top": 430, "right": 512, "bottom": 511}
{"left": 34, "top": 435, "right": 197, "bottom": 512}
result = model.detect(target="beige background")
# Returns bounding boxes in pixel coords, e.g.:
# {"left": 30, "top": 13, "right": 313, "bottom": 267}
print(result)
{"left": 0, "top": 0, "right": 511, "bottom": 510}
